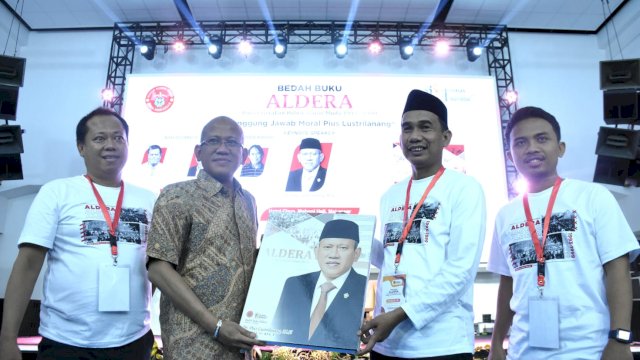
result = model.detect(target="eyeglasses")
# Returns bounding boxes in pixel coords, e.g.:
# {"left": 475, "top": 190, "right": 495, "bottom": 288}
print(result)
{"left": 200, "top": 137, "right": 243, "bottom": 149}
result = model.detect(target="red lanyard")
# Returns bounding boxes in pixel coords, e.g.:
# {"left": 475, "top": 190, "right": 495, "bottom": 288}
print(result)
{"left": 522, "top": 177, "right": 562, "bottom": 288}
{"left": 85, "top": 175, "right": 124, "bottom": 265}
{"left": 394, "top": 167, "right": 445, "bottom": 272}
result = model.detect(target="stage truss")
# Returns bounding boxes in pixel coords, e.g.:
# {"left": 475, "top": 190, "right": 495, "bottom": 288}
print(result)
{"left": 104, "top": 20, "right": 519, "bottom": 198}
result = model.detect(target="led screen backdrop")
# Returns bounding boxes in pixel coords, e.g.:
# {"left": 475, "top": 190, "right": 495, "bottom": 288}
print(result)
{"left": 122, "top": 74, "right": 508, "bottom": 263}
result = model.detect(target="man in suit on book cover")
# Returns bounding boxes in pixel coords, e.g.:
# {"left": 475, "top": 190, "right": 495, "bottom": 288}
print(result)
{"left": 285, "top": 138, "right": 327, "bottom": 192}
{"left": 272, "top": 219, "right": 367, "bottom": 350}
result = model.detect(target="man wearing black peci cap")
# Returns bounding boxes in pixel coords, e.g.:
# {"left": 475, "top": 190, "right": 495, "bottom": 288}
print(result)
{"left": 285, "top": 137, "right": 328, "bottom": 192}
{"left": 273, "top": 219, "right": 367, "bottom": 350}
{"left": 359, "top": 90, "right": 487, "bottom": 360}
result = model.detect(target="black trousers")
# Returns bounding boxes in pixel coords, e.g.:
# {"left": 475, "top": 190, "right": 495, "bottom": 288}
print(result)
{"left": 371, "top": 350, "right": 473, "bottom": 360}
{"left": 37, "top": 330, "right": 154, "bottom": 360}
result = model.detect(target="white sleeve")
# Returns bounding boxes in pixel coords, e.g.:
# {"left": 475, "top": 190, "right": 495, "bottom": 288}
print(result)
{"left": 369, "top": 236, "right": 384, "bottom": 269}
{"left": 486, "top": 212, "right": 512, "bottom": 276}
{"left": 402, "top": 179, "right": 487, "bottom": 329}
{"left": 17, "top": 182, "right": 60, "bottom": 249}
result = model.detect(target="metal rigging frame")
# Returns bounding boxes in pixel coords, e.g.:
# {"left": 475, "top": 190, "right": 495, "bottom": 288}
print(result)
{"left": 104, "top": 20, "right": 519, "bottom": 198}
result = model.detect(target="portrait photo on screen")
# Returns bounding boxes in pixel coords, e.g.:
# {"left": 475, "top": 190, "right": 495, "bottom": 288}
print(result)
{"left": 241, "top": 144, "right": 268, "bottom": 177}
{"left": 285, "top": 138, "right": 332, "bottom": 192}
{"left": 126, "top": 144, "right": 171, "bottom": 193}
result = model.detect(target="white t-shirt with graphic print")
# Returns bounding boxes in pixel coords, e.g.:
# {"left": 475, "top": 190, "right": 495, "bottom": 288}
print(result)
{"left": 18, "top": 175, "right": 156, "bottom": 348}
{"left": 488, "top": 178, "right": 639, "bottom": 360}
{"left": 371, "top": 169, "right": 487, "bottom": 358}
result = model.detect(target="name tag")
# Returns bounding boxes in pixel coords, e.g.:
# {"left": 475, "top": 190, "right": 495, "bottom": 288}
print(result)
{"left": 528, "top": 296, "right": 559, "bottom": 349}
{"left": 98, "top": 265, "right": 130, "bottom": 312}
{"left": 381, "top": 274, "right": 406, "bottom": 312}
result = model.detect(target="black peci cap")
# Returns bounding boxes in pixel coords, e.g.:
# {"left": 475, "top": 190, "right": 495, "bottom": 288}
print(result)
{"left": 299, "top": 137, "right": 322, "bottom": 151}
{"left": 403, "top": 89, "right": 448, "bottom": 129}
{"left": 319, "top": 219, "right": 359, "bottom": 244}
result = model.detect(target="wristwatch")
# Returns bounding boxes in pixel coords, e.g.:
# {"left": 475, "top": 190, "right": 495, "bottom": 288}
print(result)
{"left": 609, "top": 329, "right": 633, "bottom": 344}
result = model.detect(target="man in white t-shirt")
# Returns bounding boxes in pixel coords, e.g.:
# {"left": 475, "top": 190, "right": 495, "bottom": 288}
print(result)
{"left": 358, "top": 90, "right": 486, "bottom": 360}
{"left": 0, "top": 108, "right": 156, "bottom": 360}
{"left": 487, "top": 106, "right": 639, "bottom": 360}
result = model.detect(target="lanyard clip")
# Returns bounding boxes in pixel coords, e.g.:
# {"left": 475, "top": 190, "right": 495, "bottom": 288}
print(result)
{"left": 112, "top": 255, "right": 118, "bottom": 267}
{"left": 536, "top": 259, "right": 545, "bottom": 287}
{"left": 537, "top": 286, "right": 544, "bottom": 298}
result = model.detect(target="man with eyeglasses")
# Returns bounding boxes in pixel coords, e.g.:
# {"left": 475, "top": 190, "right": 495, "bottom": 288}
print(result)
{"left": 285, "top": 137, "right": 328, "bottom": 192}
{"left": 146, "top": 116, "right": 264, "bottom": 359}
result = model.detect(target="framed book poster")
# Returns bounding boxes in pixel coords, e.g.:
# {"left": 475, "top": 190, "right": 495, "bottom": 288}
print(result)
{"left": 240, "top": 211, "right": 376, "bottom": 353}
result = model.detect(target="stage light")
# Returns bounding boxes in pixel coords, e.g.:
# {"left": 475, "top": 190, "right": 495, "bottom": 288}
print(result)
{"left": 368, "top": 39, "right": 383, "bottom": 55}
{"left": 334, "top": 38, "right": 348, "bottom": 59}
{"left": 139, "top": 36, "right": 156, "bottom": 60}
{"left": 208, "top": 35, "right": 222, "bottom": 59}
{"left": 466, "top": 37, "right": 483, "bottom": 62}
{"left": 513, "top": 177, "right": 529, "bottom": 194}
{"left": 239, "top": 39, "right": 253, "bottom": 55}
{"left": 434, "top": 39, "right": 450, "bottom": 56}
{"left": 173, "top": 40, "right": 186, "bottom": 53}
{"left": 504, "top": 90, "right": 518, "bottom": 105}
{"left": 399, "top": 36, "right": 414, "bottom": 60}
{"left": 273, "top": 36, "right": 287, "bottom": 59}
{"left": 101, "top": 88, "right": 115, "bottom": 102}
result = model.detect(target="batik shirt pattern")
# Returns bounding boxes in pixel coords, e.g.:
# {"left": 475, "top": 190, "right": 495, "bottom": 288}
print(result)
{"left": 147, "top": 170, "right": 258, "bottom": 360}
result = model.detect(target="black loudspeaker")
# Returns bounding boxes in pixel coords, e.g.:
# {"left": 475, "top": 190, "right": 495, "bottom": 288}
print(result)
{"left": 632, "top": 300, "right": 640, "bottom": 342}
{"left": 595, "top": 127, "right": 640, "bottom": 159}
{"left": 603, "top": 89, "right": 639, "bottom": 125}
{"left": 593, "top": 155, "right": 640, "bottom": 187}
{"left": 0, "top": 125, "right": 24, "bottom": 154}
{"left": 0, "top": 55, "right": 26, "bottom": 87}
{"left": 0, "top": 85, "right": 19, "bottom": 120}
{"left": 0, "top": 153, "right": 23, "bottom": 180}
{"left": 0, "top": 125, "right": 24, "bottom": 180}
{"left": 600, "top": 58, "right": 640, "bottom": 90}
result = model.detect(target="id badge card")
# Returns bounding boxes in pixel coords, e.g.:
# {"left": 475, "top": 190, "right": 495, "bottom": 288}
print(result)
{"left": 528, "top": 296, "right": 559, "bottom": 349}
{"left": 98, "top": 265, "right": 130, "bottom": 312}
{"left": 381, "top": 274, "right": 406, "bottom": 313}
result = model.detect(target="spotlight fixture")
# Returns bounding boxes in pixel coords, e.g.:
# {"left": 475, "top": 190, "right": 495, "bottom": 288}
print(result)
{"left": 238, "top": 39, "right": 253, "bottom": 55}
{"left": 139, "top": 36, "right": 156, "bottom": 60}
{"left": 368, "top": 39, "right": 383, "bottom": 55}
{"left": 513, "top": 176, "right": 529, "bottom": 194}
{"left": 101, "top": 88, "right": 115, "bottom": 102}
{"left": 273, "top": 35, "right": 287, "bottom": 59}
{"left": 504, "top": 90, "right": 518, "bottom": 105}
{"left": 434, "top": 39, "right": 450, "bottom": 56}
{"left": 399, "top": 36, "right": 414, "bottom": 60}
{"left": 466, "top": 37, "right": 483, "bottom": 62}
{"left": 208, "top": 35, "right": 223, "bottom": 59}
{"left": 173, "top": 40, "right": 186, "bottom": 53}
{"left": 333, "top": 38, "right": 348, "bottom": 59}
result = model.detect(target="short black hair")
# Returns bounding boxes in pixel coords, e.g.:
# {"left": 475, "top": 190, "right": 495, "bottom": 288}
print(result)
{"left": 504, "top": 106, "right": 561, "bottom": 147}
{"left": 248, "top": 144, "right": 264, "bottom": 155}
{"left": 148, "top": 144, "right": 162, "bottom": 152}
{"left": 76, "top": 107, "right": 129, "bottom": 145}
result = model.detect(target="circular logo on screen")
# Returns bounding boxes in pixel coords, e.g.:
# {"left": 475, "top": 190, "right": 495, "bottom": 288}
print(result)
{"left": 145, "top": 86, "right": 174, "bottom": 112}
{"left": 246, "top": 310, "right": 254, "bottom": 318}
